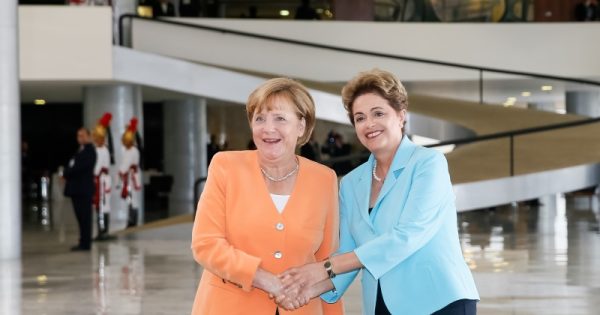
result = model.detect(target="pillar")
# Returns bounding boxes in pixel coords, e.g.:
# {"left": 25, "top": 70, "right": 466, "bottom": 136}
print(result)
{"left": 566, "top": 91, "right": 600, "bottom": 117}
{"left": 163, "top": 97, "right": 208, "bottom": 216}
{"left": 0, "top": 260, "right": 21, "bottom": 314}
{"left": 84, "top": 84, "right": 144, "bottom": 228}
{"left": 0, "top": 0, "right": 21, "bottom": 260}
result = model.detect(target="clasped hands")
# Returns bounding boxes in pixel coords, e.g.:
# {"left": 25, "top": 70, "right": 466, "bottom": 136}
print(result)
{"left": 267, "top": 262, "right": 330, "bottom": 311}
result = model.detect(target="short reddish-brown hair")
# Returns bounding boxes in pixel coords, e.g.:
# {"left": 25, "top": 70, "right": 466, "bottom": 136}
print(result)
{"left": 341, "top": 68, "right": 408, "bottom": 125}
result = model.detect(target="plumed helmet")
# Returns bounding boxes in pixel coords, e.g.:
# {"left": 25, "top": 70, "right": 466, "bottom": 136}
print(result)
{"left": 93, "top": 112, "right": 112, "bottom": 139}
{"left": 122, "top": 117, "right": 138, "bottom": 145}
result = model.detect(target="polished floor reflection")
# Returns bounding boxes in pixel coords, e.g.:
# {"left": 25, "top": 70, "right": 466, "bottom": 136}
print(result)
{"left": 1, "top": 193, "right": 599, "bottom": 314}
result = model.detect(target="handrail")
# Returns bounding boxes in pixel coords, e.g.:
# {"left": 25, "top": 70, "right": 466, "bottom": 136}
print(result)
{"left": 121, "top": 14, "right": 600, "bottom": 177}
{"left": 118, "top": 14, "right": 600, "bottom": 88}
{"left": 427, "top": 117, "right": 600, "bottom": 148}
{"left": 322, "top": 117, "right": 600, "bottom": 177}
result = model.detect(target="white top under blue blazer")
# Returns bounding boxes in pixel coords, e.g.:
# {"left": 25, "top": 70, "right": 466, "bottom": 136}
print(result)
{"left": 322, "top": 136, "right": 479, "bottom": 315}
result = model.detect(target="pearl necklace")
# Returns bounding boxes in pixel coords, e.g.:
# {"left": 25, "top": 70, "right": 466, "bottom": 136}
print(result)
{"left": 372, "top": 159, "right": 383, "bottom": 182}
{"left": 261, "top": 161, "right": 299, "bottom": 182}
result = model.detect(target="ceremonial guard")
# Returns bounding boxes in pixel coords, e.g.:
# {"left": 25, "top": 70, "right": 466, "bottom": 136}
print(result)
{"left": 92, "top": 113, "right": 113, "bottom": 240}
{"left": 119, "top": 118, "right": 142, "bottom": 228}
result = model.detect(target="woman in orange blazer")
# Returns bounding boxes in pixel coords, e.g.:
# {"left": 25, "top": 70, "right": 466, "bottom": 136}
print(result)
{"left": 191, "top": 78, "right": 344, "bottom": 315}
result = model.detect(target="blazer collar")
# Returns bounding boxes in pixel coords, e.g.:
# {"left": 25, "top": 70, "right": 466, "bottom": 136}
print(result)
{"left": 358, "top": 135, "right": 417, "bottom": 183}
{"left": 354, "top": 135, "right": 417, "bottom": 226}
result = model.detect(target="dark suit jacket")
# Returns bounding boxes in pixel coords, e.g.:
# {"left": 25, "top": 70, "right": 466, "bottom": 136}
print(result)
{"left": 153, "top": 2, "right": 176, "bottom": 17}
{"left": 179, "top": 0, "right": 199, "bottom": 17}
{"left": 64, "top": 143, "right": 97, "bottom": 197}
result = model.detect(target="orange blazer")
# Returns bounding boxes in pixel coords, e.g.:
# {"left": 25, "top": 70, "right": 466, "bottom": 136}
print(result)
{"left": 191, "top": 151, "right": 344, "bottom": 315}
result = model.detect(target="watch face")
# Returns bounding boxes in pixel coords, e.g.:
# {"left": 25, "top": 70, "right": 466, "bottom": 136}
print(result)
{"left": 324, "top": 261, "right": 332, "bottom": 268}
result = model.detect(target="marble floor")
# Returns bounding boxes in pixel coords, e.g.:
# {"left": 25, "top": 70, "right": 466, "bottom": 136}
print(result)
{"left": 1, "top": 193, "right": 599, "bottom": 315}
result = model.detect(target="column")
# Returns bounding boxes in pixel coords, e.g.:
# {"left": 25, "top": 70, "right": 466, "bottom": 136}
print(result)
{"left": 566, "top": 91, "right": 600, "bottom": 193}
{"left": 0, "top": 0, "right": 22, "bottom": 260}
{"left": 163, "top": 97, "right": 208, "bottom": 216}
{"left": 0, "top": 260, "right": 21, "bottom": 315}
{"left": 565, "top": 91, "right": 600, "bottom": 117}
{"left": 84, "top": 84, "right": 145, "bottom": 228}
{"left": 197, "top": 98, "right": 208, "bottom": 179}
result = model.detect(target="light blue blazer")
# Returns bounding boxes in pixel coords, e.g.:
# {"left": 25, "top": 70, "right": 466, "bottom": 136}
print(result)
{"left": 322, "top": 136, "right": 479, "bottom": 315}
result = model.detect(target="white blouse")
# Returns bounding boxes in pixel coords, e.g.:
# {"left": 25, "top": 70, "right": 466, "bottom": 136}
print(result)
{"left": 270, "top": 194, "right": 290, "bottom": 213}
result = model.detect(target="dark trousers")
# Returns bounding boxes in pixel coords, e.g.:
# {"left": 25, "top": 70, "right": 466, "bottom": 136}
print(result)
{"left": 432, "top": 299, "right": 477, "bottom": 315}
{"left": 71, "top": 195, "right": 92, "bottom": 249}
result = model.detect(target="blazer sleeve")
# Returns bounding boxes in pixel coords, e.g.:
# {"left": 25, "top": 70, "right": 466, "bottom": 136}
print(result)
{"left": 191, "top": 153, "right": 262, "bottom": 292}
{"left": 314, "top": 170, "right": 340, "bottom": 261}
{"left": 354, "top": 152, "right": 451, "bottom": 280}
{"left": 321, "top": 176, "right": 360, "bottom": 303}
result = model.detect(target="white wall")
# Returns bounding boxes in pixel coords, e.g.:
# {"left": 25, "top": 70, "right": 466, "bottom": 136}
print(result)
{"left": 132, "top": 18, "right": 600, "bottom": 82}
{"left": 19, "top": 6, "right": 113, "bottom": 81}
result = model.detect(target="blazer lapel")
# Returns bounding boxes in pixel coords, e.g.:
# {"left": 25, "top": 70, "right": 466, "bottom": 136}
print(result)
{"left": 353, "top": 155, "right": 374, "bottom": 229}
{"left": 373, "top": 136, "right": 417, "bottom": 209}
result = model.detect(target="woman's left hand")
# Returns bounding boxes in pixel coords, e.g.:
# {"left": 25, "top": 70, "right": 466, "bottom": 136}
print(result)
{"left": 279, "top": 261, "right": 328, "bottom": 293}
{"left": 275, "top": 283, "right": 313, "bottom": 310}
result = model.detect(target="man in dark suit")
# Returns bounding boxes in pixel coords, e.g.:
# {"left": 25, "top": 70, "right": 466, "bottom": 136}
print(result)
{"left": 295, "top": 0, "right": 320, "bottom": 20}
{"left": 179, "top": 0, "right": 199, "bottom": 17}
{"left": 153, "top": 0, "right": 176, "bottom": 17}
{"left": 575, "top": 0, "right": 598, "bottom": 21}
{"left": 64, "top": 128, "right": 97, "bottom": 251}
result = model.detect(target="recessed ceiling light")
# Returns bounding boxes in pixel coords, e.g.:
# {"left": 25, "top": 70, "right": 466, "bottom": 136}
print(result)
{"left": 541, "top": 85, "right": 553, "bottom": 91}
{"left": 521, "top": 91, "right": 531, "bottom": 97}
{"left": 34, "top": 99, "right": 46, "bottom": 105}
{"left": 279, "top": 10, "right": 290, "bottom": 16}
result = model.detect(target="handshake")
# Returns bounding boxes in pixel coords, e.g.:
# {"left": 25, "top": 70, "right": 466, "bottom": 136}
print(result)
{"left": 256, "top": 261, "right": 333, "bottom": 311}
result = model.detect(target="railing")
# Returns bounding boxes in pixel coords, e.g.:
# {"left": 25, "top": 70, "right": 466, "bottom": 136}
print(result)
{"left": 118, "top": 14, "right": 600, "bottom": 97}
{"left": 320, "top": 117, "right": 600, "bottom": 177}
{"left": 126, "top": 14, "right": 600, "bottom": 186}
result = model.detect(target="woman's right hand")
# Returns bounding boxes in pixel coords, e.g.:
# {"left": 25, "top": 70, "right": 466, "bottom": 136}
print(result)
{"left": 253, "top": 268, "right": 304, "bottom": 310}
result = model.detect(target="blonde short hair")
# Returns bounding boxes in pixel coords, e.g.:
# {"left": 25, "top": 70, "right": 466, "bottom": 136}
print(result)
{"left": 341, "top": 69, "right": 408, "bottom": 125}
{"left": 246, "top": 78, "right": 316, "bottom": 146}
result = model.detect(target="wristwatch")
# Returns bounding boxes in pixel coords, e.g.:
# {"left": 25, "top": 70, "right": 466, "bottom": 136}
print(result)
{"left": 324, "top": 258, "right": 336, "bottom": 279}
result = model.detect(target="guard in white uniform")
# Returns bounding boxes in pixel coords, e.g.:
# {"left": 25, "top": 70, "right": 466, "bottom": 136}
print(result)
{"left": 119, "top": 118, "right": 142, "bottom": 228}
{"left": 93, "top": 113, "right": 113, "bottom": 240}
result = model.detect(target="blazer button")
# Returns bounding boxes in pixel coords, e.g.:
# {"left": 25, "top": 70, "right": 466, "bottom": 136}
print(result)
{"left": 274, "top": 251, "right": 283, "bottom": 259}
{"left": 275, "top": 222, "right": 284, "bottom": 231}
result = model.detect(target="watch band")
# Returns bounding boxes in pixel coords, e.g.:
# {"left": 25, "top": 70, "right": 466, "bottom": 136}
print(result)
{"left": 324, "top": 258, "right": 336, "bottom": 279}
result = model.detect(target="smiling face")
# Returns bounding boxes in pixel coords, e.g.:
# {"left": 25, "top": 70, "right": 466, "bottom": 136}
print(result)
{"left": 251, "top": 95, "right": 306, "bottom": 163}
{"left": 352, "top": 92, "right": 406, "bottom": 156}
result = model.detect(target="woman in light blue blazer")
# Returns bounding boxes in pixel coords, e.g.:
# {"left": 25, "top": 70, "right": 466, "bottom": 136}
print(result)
{"left": 277, "top": 69, "right": 479, "bottom": 314}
